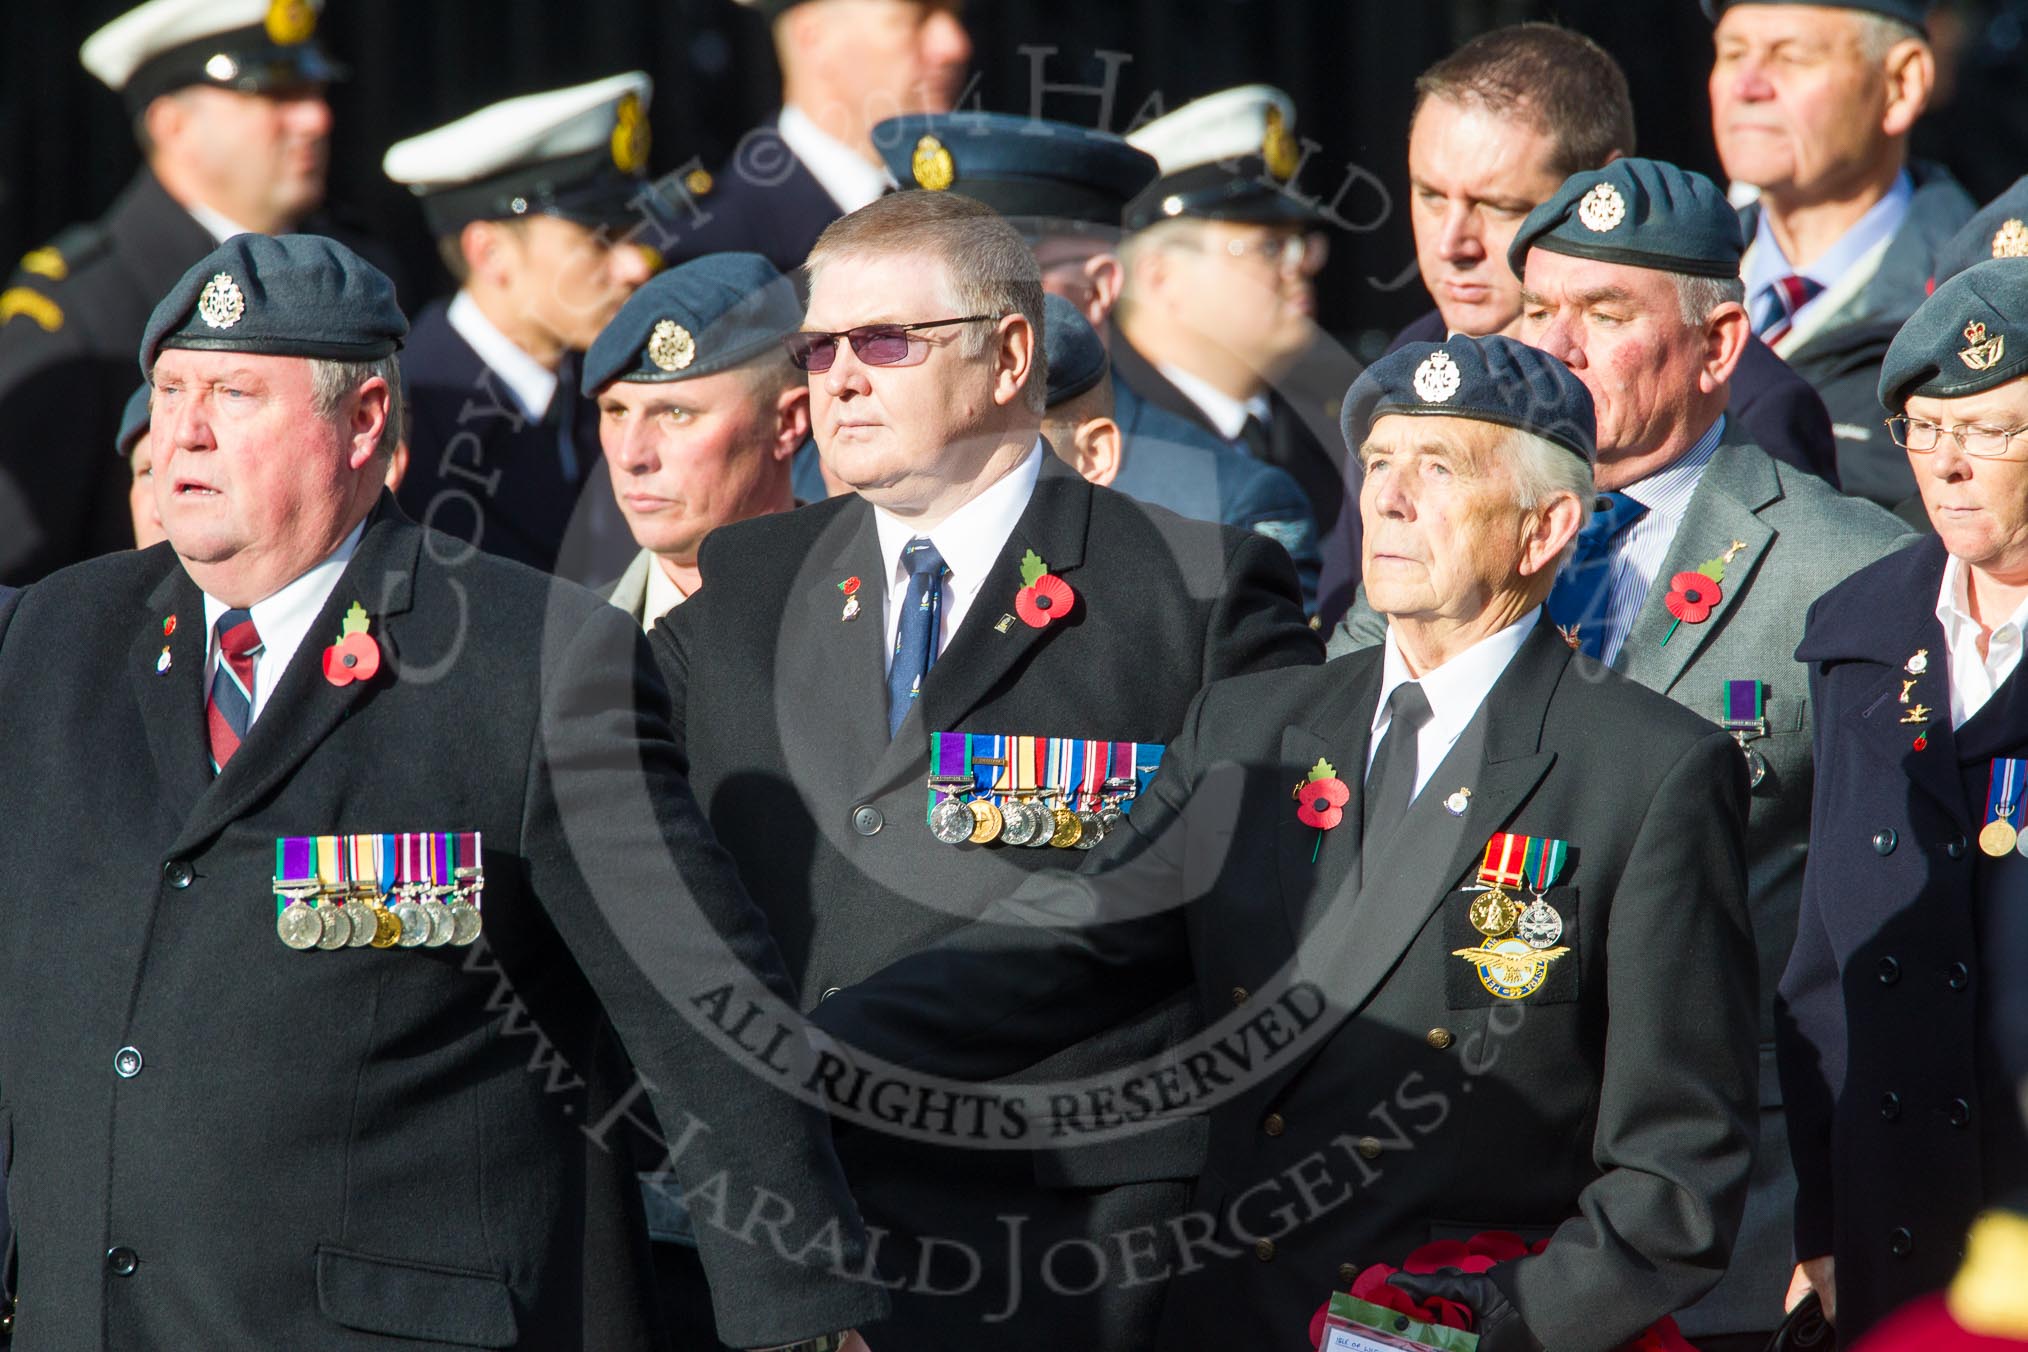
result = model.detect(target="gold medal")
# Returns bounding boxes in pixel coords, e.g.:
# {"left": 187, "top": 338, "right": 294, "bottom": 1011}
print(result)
{"left": 1469, "top": 887, "right": 1520, "bottom": 938}
{"left": 1980, "top": 817, "right": 2019, "bottom": 858}
{"left": 967, "top": 798, "right": 1004, "bottom": 845}
{"left": 1049, "top": 807, "right": 1083, "bottom": 848}
{"left": 370, "top": 903, "right": 402, "bottom": 948}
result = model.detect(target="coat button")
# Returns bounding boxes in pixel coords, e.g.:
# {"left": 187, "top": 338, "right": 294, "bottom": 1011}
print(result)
{"left": 113, "top": 1047, "right": 144, "bottom": 1079}
{"left": 1254, "top": 1238, "right": 1276, "bottom": 1262}
{"left": 1946, "top": 836, "right": 1967, "bottom": 859}
{"left": 1948, "top": 962, "right": 1971, "bottom": 991}
{"left": 1872, "top": 829, "right": 1897, "bottom": 855}
{"left": 1888, "top": 1227, "right": 1913, "bottom": 1258}
{"left": 106, "top": 1246, "right": 139, "bottom": 1276}
{"left": 1356, "top": 1136, "right": 1383, "bottom": 1160}
{"left": 1877, "top": 956, "right": 1900, "bottom": 985}
{"left": 1948, "top": 1098, "right": 1972, "bottom": 1128}
{"left": 850, "top": 806, "right": 883, "bottom": 836}
{"left": 819, "top": 987, "right": 841, "bottom": 1002}
{"left": 1262, "top": 1113, "right": 1285, "bottom": 1137}
{"left": 1881, "top": 1092, "right": 1902, "bottom": 1120}
{"left": 162, "top": 859, "right": 194, "bottom": 889}
{"left": 1426, "top": 1028, "right": 1455, "bottom": 1050}
{"left": 1338, "top": 1262, "right": 1358, "bottom": 1285}
{"left": 1231, "top": 987, "right": 1249, "bottom": 1007}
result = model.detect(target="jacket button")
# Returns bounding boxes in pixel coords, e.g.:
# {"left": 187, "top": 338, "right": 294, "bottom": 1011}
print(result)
{"left": 1338, "top": 1262, "right": 1358, "bottom": 1286}
{"left": 1946, "top": 836, "right": 1967, "bottom": 859}
{"left": 819, "top": 987, "right": 841, "bottom": 1002}
{"left": 1231, "top": 987, "right": 1249, "bottom": 1007}
{"left": 1426, "top": 1028, "right": 1455, "bottom": 1050}
{"left": 1262, "top": 1112, "right": 1285, "bottom": 1137}
{"left": 1948, "top": 1098, "right": 1972, "bottom": 1128}
{"left": 850, "top": 806, "right": 883, "bottom": 836}
{"left": 1948, "top": 962, "right": 1971, "bottom": 991}
{"left": 106, "top": 1246, "right": 139, "bottom": 1276}
{"left": 1254, "top": 1238, "right": 1276, "bottom": 1262}
{"left": 1877, "top": 956, "right": 1900, "bottom": 985}
{"left": 113, "top": 1046, "right": 144, "bottom": 1079}
{"left": 1872, "top": 829, "right": 1897, "bottom": 855}
{"left": 162, "top": 859, "right": 194, "bottom": 889}
{"left": 1889, "top": 1227, "right": 1913, "bottom": 1258}
{"left": 1881, "top": 1092, "right": 1902, "bottom": 1120}
{"left": 1356, "top": 1136, "right": 1383, "bottom": 1160}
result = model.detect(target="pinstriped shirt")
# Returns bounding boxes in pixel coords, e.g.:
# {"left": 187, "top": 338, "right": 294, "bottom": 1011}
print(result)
{"left": 1594, "top": 416, "right": 1727, "bottom": 668}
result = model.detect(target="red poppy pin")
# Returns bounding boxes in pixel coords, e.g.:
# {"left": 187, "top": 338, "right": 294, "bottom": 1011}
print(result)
{"left": 838, "top": 575, "right": 861, "bottom": 622}
{"left": 1659, "top": 540, "right": 1746, "bottom": 646}
{"left": 322, "top": 602, "right": 382, "bottom": 687}
{"left": 1014, "top": 549, "right": 1075, "bottom": 628}
{"left": 1294, "top": 757, "right": 1350, "bottom": 861}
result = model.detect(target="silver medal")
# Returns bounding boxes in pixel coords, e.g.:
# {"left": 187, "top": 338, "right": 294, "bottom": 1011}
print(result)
{"left": 1073, "top": 810, "right": 1107, "bottom": 850}
{"left": 394, "top": 899, "right": 431, "bottom": 948}
{"left": 343, "top": 899, "right": 377, "bottom": 948}
{"left": 447, "top": 900, "right": 484, "bottom": 946}
{"left": 277, "top": 899, "right": 323, "bottom": 951}
{"left": 1743, "top": 745, "right": 1767, "bottom": 789}
{"left": 999, "top": 798, "right": 1042, "bottom": 847}
{"left": 421, "top": 898, "right": 455, "bottom": 948}
{"left": 930, "top": 797, "right": 976, "bottom": 845}
{"left": 1516, "top": 897, "right": 1565, "bottom": 950}
{"left": 315, "top": 903, "right": 354, "bottom": 950}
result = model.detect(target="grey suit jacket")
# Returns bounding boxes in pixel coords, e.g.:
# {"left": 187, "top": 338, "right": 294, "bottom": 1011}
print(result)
{"left": 1330, "top": 431, "right": 1915, "bottom": 1334}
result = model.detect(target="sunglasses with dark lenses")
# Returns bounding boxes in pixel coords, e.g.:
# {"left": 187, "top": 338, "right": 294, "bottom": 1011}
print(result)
{"left": 784, "top": 315, "right": 1001, "bottom": 372}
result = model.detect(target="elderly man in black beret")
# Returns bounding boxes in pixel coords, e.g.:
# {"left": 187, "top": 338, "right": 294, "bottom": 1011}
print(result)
{"left": 812, "top": 333, "right": 1760, "bottom": 1351}
{"left": 0, "top": 233, "right": 887, "bottom": 1352}
{"left": 1782, "top": 258, "right": 2028, "bottom": 1341}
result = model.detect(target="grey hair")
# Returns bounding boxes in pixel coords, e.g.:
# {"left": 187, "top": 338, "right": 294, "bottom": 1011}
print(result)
{"left": 310, "top": 354, "right": 405, "bottom": 463}
{"left": 1675, "top": 272, "right": 1747, "bottom": 327}
{"left": 1502, "top": 427, "right": 1595, "bottom": 571}
{"left": 1852, "top": 12, "right": 1925, "bottom": 62}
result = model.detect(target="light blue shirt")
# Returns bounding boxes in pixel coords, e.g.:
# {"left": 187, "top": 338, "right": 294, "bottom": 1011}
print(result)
{"left": 1595, "top": 416, "right": 1728, "bottom": 666}
{"left": 1744, "top": 171, "right": 1912, "bottom": 336}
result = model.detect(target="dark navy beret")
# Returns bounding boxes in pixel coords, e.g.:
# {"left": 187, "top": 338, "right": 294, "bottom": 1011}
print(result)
{"left": 581, "top": 252, "right": 801, "bottom": 394}
{"left": 116, "top": 382, "right": 152, "bottom": 459}
{"left": 873, "top": 113, "right": 1158, "bottom": 228}
{"left": 1879, "top": 259, "right": 2028, "bottom": 413}
{"left": 141, "top": 233, "right": 406, "bottom": 373}
{"left": 1509, "top": 158, "right": 1743, "bottom": 281}
{"left": 1341, "top": 335, "right": 1597, "bottom": 464}
{"left": 1701, "top": 0, "right": 1929, "bottom": 34}
{"left": 1932, "top": 175, "right": 2028, "bottom": 286}
{"left": 1042, "top": 293, "right": 1108, "bottom": 408}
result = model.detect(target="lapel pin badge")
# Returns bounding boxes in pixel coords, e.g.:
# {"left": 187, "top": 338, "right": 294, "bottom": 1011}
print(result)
{"left": 1445, "top": 787, "right": 1471, "bottom": 816}
{"left": 838, "top": 576, "right": 861, "bottom": 622}
{"left": 321, "top": 602, "right": 382, "bottom": 688}
{"left": 155, "top": 646, "right": 172, "bottom": 675}
{"left": 994, "top": 614, "right": 1015, "bottom": 634}
{"left": 1905, "top": 648, "right": 1929, "bottom": 676}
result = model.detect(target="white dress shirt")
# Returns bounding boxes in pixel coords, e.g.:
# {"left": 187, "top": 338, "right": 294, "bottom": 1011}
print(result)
{"left": 185, "top": 200, "right": 259, "bottom": 246}
{"left": 1158, "top": 361, "right": 1271, "bottom": 443}
{"left": 1934, "top": 553, "right": 2028, "bottom": 729}
{"left": 777, "top": 104, "right": 892, "bottom": 214}
{"left": 202, "top": 519, "right": 365, "bottom": 727}
{"left": 1595, "top": 415, "right": 1727, "bottom": 667}
{"left": 447, "top": 290, "right": 559, "bottom": 423}
{"left": 872, "top": 442, "right": 1044, "bottom": 674}
{"left": 1371, "top": 610, "right": 1539, "bottom": 798}
{"left": 642, "top": 557, "right": 689, "bottom": 629}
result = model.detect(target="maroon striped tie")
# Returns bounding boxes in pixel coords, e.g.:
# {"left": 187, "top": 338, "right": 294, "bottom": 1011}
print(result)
{"left": 1754, "top": 274, "right": 1825, "bottom": 347}
{"left": 206, "top": 609, "right": 263, "bottom": 772}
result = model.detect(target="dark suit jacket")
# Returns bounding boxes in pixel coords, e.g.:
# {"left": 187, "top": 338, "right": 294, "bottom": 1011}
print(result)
{"left": 663, "top": 119, "right": 845, "bottom": 273}
{"left": 0, "top": 502, "right": 886, "bottom": 1349}
{"left": 1390, "top": 308, "right": 1840, "bottom": 488}
{"left": 396, "top": 299, "right": 634, "bottom": 585}
{"left": 815, "top": 620, "right": 1760, "bottom": 1351}
{"left": 651, "top": 454, "right": 1321, "bottom": 1346}
{"left": 1782, "top": 535, "right": 2028, "bottom": 1339}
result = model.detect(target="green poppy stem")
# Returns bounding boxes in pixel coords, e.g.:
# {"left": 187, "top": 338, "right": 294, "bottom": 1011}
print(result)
{"left": 1312, "top": 829, "right": 1323, "bottom": 863}
{"left": 1661, "top": 617, "right": 1682, "bottom": 646}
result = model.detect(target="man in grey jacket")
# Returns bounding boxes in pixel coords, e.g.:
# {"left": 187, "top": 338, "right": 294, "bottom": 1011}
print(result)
{"left": 1331, "top": 157, "right": 1914, "bottom": 1351}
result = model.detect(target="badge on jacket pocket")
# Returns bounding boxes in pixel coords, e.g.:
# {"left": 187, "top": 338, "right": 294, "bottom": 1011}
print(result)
{"left": 1444, "top": 885, "right": 1579, "bottom": 1007}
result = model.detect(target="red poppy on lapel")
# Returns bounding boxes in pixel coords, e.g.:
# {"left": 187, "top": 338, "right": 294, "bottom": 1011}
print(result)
{"left": 1014, "top": 549, "right": 1075, "bottom": 628}
{"left": 322, "top": 602, "right": 382, "bottom": 687}
{"left": 1296, "top": 775, "right": 1349, "bottom": 831}
{"left": 1664, "top": 570, "right": 1722, "bottom": 625}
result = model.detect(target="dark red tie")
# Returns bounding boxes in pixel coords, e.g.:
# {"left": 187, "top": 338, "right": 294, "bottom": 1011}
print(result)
{"left": 206, "top": 609, "right": 263, "bottom": 772}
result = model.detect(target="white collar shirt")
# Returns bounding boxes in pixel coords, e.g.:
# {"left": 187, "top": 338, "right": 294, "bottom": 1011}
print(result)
{"left": 201, "top": 518, "right": 366, "bottom": 727}
{"left": 1371, "top": 610, "right": 1539, "bottom": 798}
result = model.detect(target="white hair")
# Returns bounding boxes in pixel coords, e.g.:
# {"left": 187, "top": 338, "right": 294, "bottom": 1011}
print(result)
{"left": 1675, "top": 272, "right": 1747, "bottom": 327}
{"left": 1502, "top": 426, "right": 1595, "bottom": 571}
{"left": 1852, "top": 12, "right": 1925, "bottom": 62}
{"left": 310, "top": 355, "right": 405, "bottom": 463}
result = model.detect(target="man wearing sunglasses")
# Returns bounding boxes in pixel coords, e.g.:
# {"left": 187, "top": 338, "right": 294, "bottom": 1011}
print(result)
{"left": 650, "top": 189, "right": 1319, "bottom": 1348}
{"left": 1782, "top": 259, "right": 2028, "bottom": 1342}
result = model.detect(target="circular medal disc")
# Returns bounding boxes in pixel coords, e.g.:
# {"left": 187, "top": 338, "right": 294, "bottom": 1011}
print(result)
{"left": 1100, "top": 807, "right": 1126, "bottom": 835}
{"left": 1024, "top": 805, "right": 1058, "bottom": 848}
{"left": 1049, "top": 808, "right": 1083, "bottom": 849}
{"left": 447, "top": 901, "right": 484, "bottom": 947}
{"left": 1744, "top": 747, "right": 1767, "bottom": 790}
{"left": 1980, "top": 817, "right": 2019, "bottom": 858}
{"left": 999, "top": 799, "right": 1040, "bottom": 847}
{"left": 315, "top": 904, "right": 354, "bottom": 951}
{"left": 967, "top": 799, "right": 1004, "bottom": 845}
{"left": 277, "top": 901, "right": 323, "bottom": 951}
{"left": 1516, "top": 898, "right": 1565, "bottom": 949}
{"left": 394, "top": 900, "right": 431, "bottom": 948}
{"left": 1469, "top": 889, "right": 1520, "bottom": 939}
{"left": 343, "top": 901, "right": 377, "bottom": 948}
{"left": 370, "top": 905, "right": 403, "bottom": 948}
{"left": 930, "top": 797, "right": 975, "bottom": 845}
{"left": 1073, "top": 810, "right": 1106, "bottom": 850}
{"left": 421, "top": 899, "right": 455, "bottom": 948}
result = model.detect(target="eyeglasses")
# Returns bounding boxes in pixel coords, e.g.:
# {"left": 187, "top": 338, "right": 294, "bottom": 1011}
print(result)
{"left": 783, "top": 316, "right": 1001, "bottom": 372}
{"left": 1885, "top": 416, "right": 2028, "bottom": 459}
{"left": 1173, "top": 231, "right": 1329, "bottom": 275}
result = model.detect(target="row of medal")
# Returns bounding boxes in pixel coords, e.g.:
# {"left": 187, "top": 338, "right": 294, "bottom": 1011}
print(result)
{"left": 926, "top": 733, "right": 1164, "bottom": 850}
{"left": 273, "top": 832, "right": 485, "bottom": 952}
{"left": 1466, "top": 833, "right": 1569, "bottom": 948}
{"left": 1979, "top": 758, "right": 2028, "bottom": 858}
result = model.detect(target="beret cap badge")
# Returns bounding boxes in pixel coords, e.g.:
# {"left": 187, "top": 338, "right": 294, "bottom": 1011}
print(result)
{"left": 1412, "top": 350, "right": 1462, "bottom": 404}
{"left": 1577, "top": 182, "right": 1626, "bottom": 233}
{"left": 1994, "top": 219, "right": 2028, "bottom": 260}
{"left": 1262, "top": 106, "right": 1300, "bottom": 182}
{"left": 611, "top": 91, "right": 651, "bottom": 175}
{"left": 1960, "top": 320, "right": 2006, "bottom": 372}
{"left": 265, "top": 0, "right": 318, "bottom": 46}
{"left": 647, "top": 319, "right": 696, "bottom": 372}
{"left": 197, "top": 273, "right": 246, "bottom": 330}
{"left": 912, "top": 135, "right": 956, "bottom": 192}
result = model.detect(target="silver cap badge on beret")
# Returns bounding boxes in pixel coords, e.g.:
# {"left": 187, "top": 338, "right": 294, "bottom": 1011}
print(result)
{"left": 197, "top": 273, "right": 246, "bottom": 329}
{"left": 1994, "top": 219, "right": 2028, "bottom": 261}
{"left": 1577, "top": 183, "right": 1626, "bottom": 233}
{"left": 1413, "top": 350, "right": 1462, "bottom": 403}
{"left": 648, "top": 319, "right": 696, "bottom": 372}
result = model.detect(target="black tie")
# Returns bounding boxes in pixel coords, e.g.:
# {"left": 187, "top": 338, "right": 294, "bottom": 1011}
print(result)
{"left": 1363, "top": 681, "right": 1434, "bottom": 847}
{"left": 1237, "top": 412, "right": 1271, "bottom": 462}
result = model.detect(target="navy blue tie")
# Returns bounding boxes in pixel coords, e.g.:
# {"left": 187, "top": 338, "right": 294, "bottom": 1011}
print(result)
{"left": 887, "top": 538, "right": 947, "bottom": 737}
{"left": 1546, "top": 492, "right": 1648, "bottom": 660}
